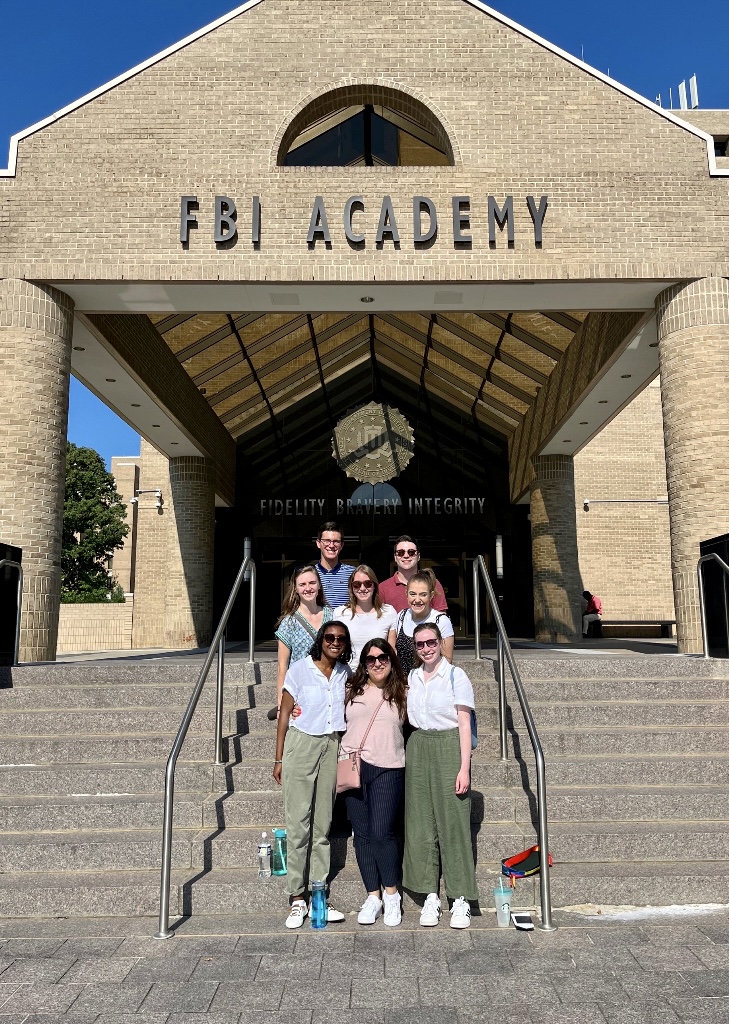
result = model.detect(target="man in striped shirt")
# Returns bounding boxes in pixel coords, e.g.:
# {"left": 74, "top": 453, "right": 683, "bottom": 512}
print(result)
{"left": 315, "top": 522, "right": 355, "bottom": 608}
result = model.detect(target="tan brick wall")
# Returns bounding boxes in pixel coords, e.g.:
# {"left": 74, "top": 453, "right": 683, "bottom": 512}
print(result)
{"left": 109, "top": 456, "right": 140, "bottom": 594}
{"left": 1, "top": 0, "right": 728, "bottom": 284}
{"left": 530, "top": 454, "right": 581, "bottom": 643}
{"left": 656, "top": 278, "right": 729, "bottom": 653}
{"left": 574, "top": 380, "right": 674, "bottom": 623}
{"left": 57, "top": 598, "right": 134, "bottom": 654}
{"left": 0, "top": 279, "right": 74, "bottom": 662}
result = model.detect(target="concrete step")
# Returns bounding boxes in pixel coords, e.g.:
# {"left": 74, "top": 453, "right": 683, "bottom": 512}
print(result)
{"left": 511, "top": 753, "right": 729, "bottom": 788}
{"left": 549, "top": 820, "right": 729, "bottom": 864}
{"left": 520, "top": 700, "right": 729, "bottom": 728}
{"left": 522, "top": 677, "right": 729, "bottom": 703}
{"left": 0, "top": 706, "right": 281, "bottom": 737}
{"left": 0, "top": 684, "right": 274, "bottom": 711}
{"left": 525, "top": 785, "right": 729, "bottom": 824}
{"left": 0, "top": 733, "right": 223, "bottom": 764}
{"left": 530, "top": 725, "right": 729, "bottom": 756}
{"left": 542, "top": 859, "right": 729, "bottom": 908}
{"left": 0, "top": 793, "right": 210, "bottom": 833}
{"left": 0, "top": 763, "right": 221, "bottom": 797}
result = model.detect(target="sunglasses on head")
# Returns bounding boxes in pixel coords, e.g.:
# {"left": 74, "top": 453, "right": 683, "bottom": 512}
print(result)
{"left": 365, "top": 653, "right": 390, "bottom": 667}
{"left": 352, "top": 580, "right": 374, "bottom": 590}
{"left": 395, "top": 548, "right": 418, "bottom": 557}
{"left": 323, "top": 633, "right": 346, "bottom": 645}
{"left": 414, "top": 638, "right": 439, "bottom": 650}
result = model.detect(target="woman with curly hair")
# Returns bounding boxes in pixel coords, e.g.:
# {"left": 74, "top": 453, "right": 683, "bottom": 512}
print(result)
{"left": 341, "top": 638, "right": 408, "bottom": 927}
{"left": 273, "top": 620, "right": 352, "bottom": 930}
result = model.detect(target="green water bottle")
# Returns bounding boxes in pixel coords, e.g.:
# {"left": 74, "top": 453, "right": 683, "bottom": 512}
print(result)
{"left": 272, "top": 828, "right": 287, "bottom": 875}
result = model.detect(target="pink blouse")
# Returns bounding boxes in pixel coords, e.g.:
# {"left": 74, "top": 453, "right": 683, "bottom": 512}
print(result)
{"left": 341, "top": 682, "right": 406, "bottom": 769}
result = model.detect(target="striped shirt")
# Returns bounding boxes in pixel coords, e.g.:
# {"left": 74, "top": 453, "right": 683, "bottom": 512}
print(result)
{"left": 316, "top": 561, "right": 355, "bottom": 608}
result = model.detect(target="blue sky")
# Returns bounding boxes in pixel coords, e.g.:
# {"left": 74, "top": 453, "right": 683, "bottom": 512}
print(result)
{"left": 3, "top": 0, "right": 728, "bottom": 469}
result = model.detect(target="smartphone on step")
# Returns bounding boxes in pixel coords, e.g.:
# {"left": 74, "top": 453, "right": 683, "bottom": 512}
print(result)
{"left": 511, "top": 912, "right": 534, "bottom": 930}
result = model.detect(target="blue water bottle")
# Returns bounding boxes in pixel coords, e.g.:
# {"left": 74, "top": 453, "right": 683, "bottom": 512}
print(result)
{"left": 310, "top": 880, "right": 327, "bottom": 929}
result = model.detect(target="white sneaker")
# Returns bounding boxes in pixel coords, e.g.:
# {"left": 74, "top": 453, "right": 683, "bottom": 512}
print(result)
{"left": 383, "top": 892, "right": 402, "bottom": 927}
{"left": 357, "top": 894, "right": 383, "bottom": 925}
{"left": 419, "top": 892, "right": 441, "bottom": 927}
{"left": 450, "top": 896, "right": 471, "bottom": 929}
{"left": 326, "top": 903, "right": 345, "bottom": 923}
{"left": 285, "top": 899, "right": 308, "bottom": 929}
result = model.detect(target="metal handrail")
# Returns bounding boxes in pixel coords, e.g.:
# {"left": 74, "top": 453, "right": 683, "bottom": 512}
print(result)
{"left": 472, "top": 555, "right": 555, "bottom": 931}
{"left": 697, "top": 552, "right": 729, "bottom": 659}
{"left": 0, "top": 560, "right": 23, "bottom": 666}
{"left": 154, "top": 555, "right": 257, "bottom": 939}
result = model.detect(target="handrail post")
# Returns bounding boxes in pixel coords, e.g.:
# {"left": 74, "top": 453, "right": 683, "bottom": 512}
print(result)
{"left": 249, "top": 562, "right": 256, "bottom": 664}
{"left": 696, "top": 552, "right": 729, "bottom": 659}
{"left": 473, "top": 559, "right": 482, "bottom": 660}
{"left": 0, "top": 560, "right": 23, "bottom": 666}
{"left": 497, "top": 634, "right": 508, "bottom": 763}
{"left": 213, "top": 633, "right": 226, "bottom": 766}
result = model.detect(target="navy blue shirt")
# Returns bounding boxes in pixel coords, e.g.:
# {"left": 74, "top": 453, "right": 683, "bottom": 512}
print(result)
{"left": 316, "top": 561, "right": 355, "bottom": 608}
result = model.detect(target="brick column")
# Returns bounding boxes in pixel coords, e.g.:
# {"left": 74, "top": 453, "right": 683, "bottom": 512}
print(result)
{"left": 0, "top": 279, "right": 74, "bottom": 662}
{"left": 530, "top": 454, "right": 582, "bottom": 643}
{"left": 132, "top": 442, "right": 214, "bottom": 649}
{"left": 656, "top": 278, "right": 729, "bottom": 654}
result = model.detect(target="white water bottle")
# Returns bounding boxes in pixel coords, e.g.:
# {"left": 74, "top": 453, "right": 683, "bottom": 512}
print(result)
{"left": 257, "top": 832, "right": 272, "bottom": 879}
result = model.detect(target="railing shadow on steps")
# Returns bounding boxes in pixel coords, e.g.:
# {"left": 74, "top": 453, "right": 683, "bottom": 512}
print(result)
{"left": 472, "top": 554, "right": 555, "bottom": 931}
{"left": 155, "top": 555, "right": 256, "bottom": 939}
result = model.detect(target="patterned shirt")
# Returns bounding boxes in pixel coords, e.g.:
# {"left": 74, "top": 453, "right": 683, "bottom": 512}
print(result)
{"left": 275, "top": 608, "right": 334, "bottom": 664}
{"left": 316, "top": 561, "right": 355, "bottom": 608}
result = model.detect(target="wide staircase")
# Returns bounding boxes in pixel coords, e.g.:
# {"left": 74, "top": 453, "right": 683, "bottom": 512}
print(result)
{"left": 0, "top": 653, "right": 728, "bottom": 923}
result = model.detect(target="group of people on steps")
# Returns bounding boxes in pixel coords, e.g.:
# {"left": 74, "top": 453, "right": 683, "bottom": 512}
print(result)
{"left": 271, "top": 523, "right": 478, "bottom": 930}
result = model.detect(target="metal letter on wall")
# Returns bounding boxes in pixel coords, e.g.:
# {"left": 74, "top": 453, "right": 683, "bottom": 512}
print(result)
{"left": 413, "top": 197, "right": 438, "bottom": 244}
{"left": 375, "top": 196, "right": 400, "bottom": 246}
{"left": 307, "top": 196, "right": 332, "bottom": 245}
{"left": 452, "top": 196, "right": 471, "bottom": 244}
{"left": 527, "top": 195, "right": 548, "bottom": 246}
{"left": 215, "top": 196, "right": 238, "bottom": 244}
{"left": 180, "top": 196, "right": 198, "bottom": 244}
{"left": 488, "top": 196, "right": 514, "bottom": 246}
{"left": 344, "top": 196, "right": 365, "bottom": 245}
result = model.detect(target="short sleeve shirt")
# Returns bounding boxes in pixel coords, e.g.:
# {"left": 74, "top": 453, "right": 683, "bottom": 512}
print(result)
{"left": 283, "top": 655, "right": 350, "bottom": 735}
{"left": 316, "top": 562, "right": 355, "bottom": 607}
{"left": 407, "top": 659, "right": 475, "bottom": 731}
{"left": 332, "top": 604, "right": 398, "bottom": 664}
{"left": 275, "top": 608, "right": 334, "bottom": 664}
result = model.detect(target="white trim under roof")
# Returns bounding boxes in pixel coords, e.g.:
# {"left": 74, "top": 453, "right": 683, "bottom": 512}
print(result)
{"left": 0, "top": 0, "right": 726, "bottom": 178}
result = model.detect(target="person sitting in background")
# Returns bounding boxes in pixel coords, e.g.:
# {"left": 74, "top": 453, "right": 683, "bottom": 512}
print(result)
{"left": 582, "top": 590, "right": 603, "bottom": 637}
{"left": 379, "top": 535, "right": 448, "bottom": 613}
{"left": 333, "top": 565, "right": 398, "bottom": 663}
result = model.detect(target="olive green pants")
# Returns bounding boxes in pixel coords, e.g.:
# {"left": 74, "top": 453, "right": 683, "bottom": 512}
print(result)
{"left": 403, "top": 728, "right": 478, "bottom": 901}
{"left": 282, "top": 727, "right": 338, "bottom": 899}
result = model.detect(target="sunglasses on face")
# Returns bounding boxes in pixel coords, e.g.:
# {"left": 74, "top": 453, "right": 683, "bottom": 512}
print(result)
{"left": 414, "top": 638, "right": 439, "bottom": 650}
{"left": 395, "top": 548, "right": 418, "bottom": 557}
{"left": 323, "top": 633, "right": 346, "bottom": 645}
{"left": 352, "top": 580, "right": 374, "bottom": 591}
{"left": 365, "top": 653, "right": 390, "bottom": 667}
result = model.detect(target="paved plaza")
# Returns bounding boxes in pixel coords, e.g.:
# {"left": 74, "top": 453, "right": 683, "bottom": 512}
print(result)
{"left": 1, "top": 907, "right": 729, "bottom": 1022}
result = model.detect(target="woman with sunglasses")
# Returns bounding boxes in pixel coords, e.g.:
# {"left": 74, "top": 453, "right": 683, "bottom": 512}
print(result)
{"left": 387, "top": 569, "right": 454, "bottom": 674}
{"left": 332, "top": 565, "right": 398, "bottom": 664}
{"left": 270, "top": 565, "right": 334, "bottom": 720}
{"left": 403, "top": 621, "right": 478, "bottom": 930}
{"left": 273, "top": 620, "right": 352, "bottom": 929}
{"left": 341, "top": 639, "right": 408, "bottom": 927}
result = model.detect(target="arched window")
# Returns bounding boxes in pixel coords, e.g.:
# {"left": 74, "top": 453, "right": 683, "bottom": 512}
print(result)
{"left": 279, "top": 86, "right": 454, "bottom": 167}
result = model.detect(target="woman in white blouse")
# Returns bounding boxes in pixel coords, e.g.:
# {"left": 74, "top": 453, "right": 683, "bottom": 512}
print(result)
{"left": 402, "top": 622, "right": 478, "bottom": 930}
{"left": 333, "top": 565, "right": 398, "bottom": 663}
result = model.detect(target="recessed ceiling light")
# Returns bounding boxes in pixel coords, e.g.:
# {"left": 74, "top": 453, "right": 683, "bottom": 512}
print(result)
{"left": 620, "top": 374, "right": 632, "bottom": 379}
{"left": 563, "top": 439, "right": 571, "bottom": 443}
{"left": 649, "top": 341, "right": 659, "bottom": 348}
{"left": 73, "top": 346, "right": 85, "bottom": 352}
{"left": 580, "top": 421, "right": 588, "bottom": 425}
{"left": 360, "top": 296, "right": 375, "bottom": 303}
{"left": 598, "top": 400, "right": 608, "bottom": 404}
{"left": 105, "top": 378, "right": 116, "bottom": 383}
{"left": 170, "top": 441, "right": 179, "bottom": 445}
{"left": 152, "top": 424, "right": 161, "bottom": 428}
{"left": 131, "top": 403, "right": 141, "bottom": 408}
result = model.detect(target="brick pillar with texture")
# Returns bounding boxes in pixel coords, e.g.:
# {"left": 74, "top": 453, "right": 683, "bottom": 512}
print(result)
{"left": 0, "top": 279, "right": 74, "bottom": 661}
{"left": 656, "top": 278, "right": 729, "bottom": 654}
{"left": 530, "top": 454, "right": 582, "bottom": 643}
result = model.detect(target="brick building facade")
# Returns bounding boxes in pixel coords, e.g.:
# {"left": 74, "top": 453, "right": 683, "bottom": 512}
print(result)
{"left": 1, "top": 0, "right": 728, "bottom": 657}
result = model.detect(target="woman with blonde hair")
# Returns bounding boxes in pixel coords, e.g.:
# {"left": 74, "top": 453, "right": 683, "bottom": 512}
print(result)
{"left": 387, "top": 569, "right": 454, "bottom": 674}
{"left": 268, "top": 564, "right": 334, "bottom": 720}
{"left": 333, "top": 564, "right": 398, "bottom": 663}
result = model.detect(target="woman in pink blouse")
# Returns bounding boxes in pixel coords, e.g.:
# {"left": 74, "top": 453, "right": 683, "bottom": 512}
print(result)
{"left": 341, "top": 638, "right": 408, "bottom": 927}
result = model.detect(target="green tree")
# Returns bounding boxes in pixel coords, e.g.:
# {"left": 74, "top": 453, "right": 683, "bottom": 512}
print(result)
{"left": 61, "top": 443, "right": 130, "bottom": 602}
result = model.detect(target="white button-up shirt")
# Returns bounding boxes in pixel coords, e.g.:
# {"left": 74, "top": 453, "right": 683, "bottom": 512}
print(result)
{"left": 283, "top": 656, "right": 349, "bottom": 735}
{"left": 407, "top": 658, "right": 475, "bottom": 731}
